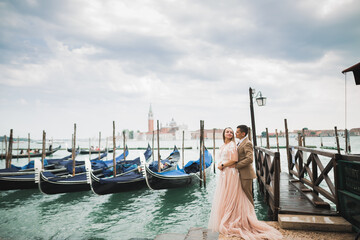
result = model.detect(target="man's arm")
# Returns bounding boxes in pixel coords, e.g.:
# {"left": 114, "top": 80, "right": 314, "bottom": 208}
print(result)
{"left": 235, "top": 142, "right": 253, "bottom": 170}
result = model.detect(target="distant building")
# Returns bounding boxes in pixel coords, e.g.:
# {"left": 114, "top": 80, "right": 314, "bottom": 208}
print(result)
{"left": 350, "top": 128, "right": 360, "bottom": 136}
{"left": 135, "top": 105, "right": 190, "bottom": 141}
{"left": 191, "top": 129, "right": 223, "bottom": 139}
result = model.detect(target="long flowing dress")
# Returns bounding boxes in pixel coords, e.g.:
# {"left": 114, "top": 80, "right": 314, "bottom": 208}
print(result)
{"left": 208, "top": 141, "right": 282, "bottom": 240}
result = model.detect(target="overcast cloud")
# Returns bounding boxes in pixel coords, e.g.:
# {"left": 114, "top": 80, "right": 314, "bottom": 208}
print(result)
{"left": 0, "top": 0, "right": 359, "bottom": 139}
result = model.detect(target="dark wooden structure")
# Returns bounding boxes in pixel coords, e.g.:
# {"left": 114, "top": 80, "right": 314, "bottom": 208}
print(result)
{"left": 255, "top": 119, "right": 360, "bottom": 223}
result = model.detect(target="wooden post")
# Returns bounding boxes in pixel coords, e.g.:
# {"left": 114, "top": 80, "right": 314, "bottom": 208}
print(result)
{"left": 123, "top": 130, "right": 126, "bottom": 161}
{"left": 72, "top": 124, "right": 76, "bottom": 176}
{"left": 4, "top": 135, "right": 8, "bottom": 163}
{"left": 152, "top": 130, "right": 154, "bottom": 162}
{"left": 302, "top": 128, "right": 306, "bottom": 147}
{"left": 284, "top": 119, "right": 290, "bottom": 174}
{"left": 202, "top": 120, "right": 206, "bottom": 188}
{"left": 157, "top": 120, "right": 160, "bottom": 172}
{"left": 275, "top": 129, "right": 279, "bottom": 152}
{"left": 200, "top": 121, "right": 203, "bottom": 185}
{"left": 17, "top": 136, "right": 19, "bottom": 161}
{"left": 106, "top": 138, "right": 108, "bottom": 155}
{"left": 213, "top": 128, "right": 216, "bottom": 174}
{"left": 335, "top": 126, "right": 341, "bottom": 154}
{"left": 182, "top": 130, "right": 184, "bottom": 169}
{"left": 320, "top": 136, "right": 323, "bottom": 147}
{"left": 345, "top": 129, "right": 351, "bottom": 153}
{"left": 274, "top": 152, "right": 280, "bottom": 220}
{"left": 6, "top": 131, "right": 13, "bottom": 169}
{"left": 298, "top": 132, "right": 302, "bottom": 147}
{"left": 98, "top": 131, "right": 101, "bottom": 160}
{"left": 28, "top": 133, "right": 30, "bottom": 163}
{"left": 312, "top": 153, "right": 318, "bottom": 196}
{"left": 266, "top": 128, "right": 270, "bottom": 149}
{"left": 89, "top": 138, "right": 91, "bottom": 160}
{"left": 42, "top": 130, "right": 46, "bottom": 169}
{"left": 113, "top": 121, "right": 116, "bottom": 176}
{"left": 1, "top": 137, "right": 4, "bottom": 161}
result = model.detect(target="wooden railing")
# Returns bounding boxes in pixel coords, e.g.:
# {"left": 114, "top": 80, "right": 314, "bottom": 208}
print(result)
{"left": 254, "top": 146, "right": 280, "bottom": 219}
{"left": 288, "top": 145, "right": 338, "bottom": 209}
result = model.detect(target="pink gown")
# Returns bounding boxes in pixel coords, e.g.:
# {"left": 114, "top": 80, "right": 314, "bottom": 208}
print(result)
{"left": 208, "top": 141, "right": 282, "bottom": 240}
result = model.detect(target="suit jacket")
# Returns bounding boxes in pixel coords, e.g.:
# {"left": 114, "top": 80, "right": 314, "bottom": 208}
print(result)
{"left": 235, "top": 138, "right": 256, "bottom": 180}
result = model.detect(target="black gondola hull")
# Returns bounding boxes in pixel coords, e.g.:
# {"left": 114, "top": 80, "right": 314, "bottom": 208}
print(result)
{"left": 90, "top": 173, "right": 146, "bottom": 195}
{"left": 39, "top": 172, "right": 89, "bottom": 194}
{"left": 0, "top": 176, "right": 36, "bottom": 190}
{"left": 145, "top": 167, "right": 197, "bottom": 190}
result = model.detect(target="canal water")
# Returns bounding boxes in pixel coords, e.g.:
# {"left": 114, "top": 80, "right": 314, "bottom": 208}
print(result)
{"left": 0, "top": 136, "right": 359, "bottom": 239}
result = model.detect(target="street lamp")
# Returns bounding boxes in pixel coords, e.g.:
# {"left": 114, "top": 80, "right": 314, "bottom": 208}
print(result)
{"left": 249, "top": 87, "right": 267, "bottom": 147}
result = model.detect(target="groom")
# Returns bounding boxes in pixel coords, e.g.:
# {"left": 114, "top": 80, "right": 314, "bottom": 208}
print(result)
{"left": 235, "top": 125, "right": 257, "bottom": 205}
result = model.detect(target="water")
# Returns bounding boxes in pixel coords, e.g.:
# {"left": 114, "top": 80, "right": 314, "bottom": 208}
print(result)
{"left": 0, "top": 137, "right": 359, "bottom": 239}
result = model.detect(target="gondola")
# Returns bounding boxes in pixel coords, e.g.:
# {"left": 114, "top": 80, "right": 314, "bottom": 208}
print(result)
{"left": 67, "top": 147, "right": 119, "bottom": 154}
{"left": 37, "top": 148, "right": 128, "bottom": 194}
{"left": 0, "top": 152, "right": 105, "bottom": 191}
{"left": 0, "top": 150, "right": 79, "bottom": 177}
{"left": 143, "top": 148, "right": 212, "bottom": 190}
{"left": 0, "top": 145, "right": 61, "bottom": 159}
{"left": 88, "top": 145, "right": 179, "bottom": 195}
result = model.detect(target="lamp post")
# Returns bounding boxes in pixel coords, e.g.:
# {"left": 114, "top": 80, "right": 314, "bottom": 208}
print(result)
{"left": 249, "top": 87, "right": 267, "bottom": 148}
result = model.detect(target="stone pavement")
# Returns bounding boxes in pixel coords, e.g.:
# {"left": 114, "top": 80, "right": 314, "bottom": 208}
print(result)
{"left": 219, "top": 221, "right": 357, "bottom": 240}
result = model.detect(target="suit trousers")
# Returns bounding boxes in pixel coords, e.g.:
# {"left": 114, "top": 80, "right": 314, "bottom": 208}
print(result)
{"left": 241, "top": 179, "right": 254, "bottom": 206}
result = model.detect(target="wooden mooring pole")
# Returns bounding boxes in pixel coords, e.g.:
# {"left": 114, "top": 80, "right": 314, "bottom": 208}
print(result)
{"left": 284, "top": 119, "right": 290, "bottom": 174}
{"left": 182, "top": 130, "right": 184, "bottom": 169}
{"left": 113, "top": 121, "right": 116, "bottom": 176}
{"left": 41, "top": 130, "right": 46, "bottom": 169}
{"left": 157, "top": 120, "right": 160, "bottom": 173}
{"left": 5, "top": 130, "right": 13, "bottom": 169}
{"left": 266, "top": 128, "right": 270, "bottom": 149}
{"left": 27, "top": 133, "right": 30, "bottom": 163}
{"left": 275, "top": 129, "right": 279, "bottom": 152}
{"left": 152, "top": 130, "right": 154, "bottom": 161}
{"left": 123, "top": 130, "right": 126, "bottom": 161}
{"left": 200, "top": 121, "right": 203, "bottom": 187}
{"left": 213, "top": 128, "right": 216, "bottom": 174}
{"left": 202, "top": 120, "right": 206, "bottom": 188}
{"left": 17, "top": 136, "right": 19, "bottom": 161}
{"left": 89, "top": 138, "right": 91, "bottom": 159}
{"left": 1, "top": 137, "right": 4, "bottom": 161}
{"left": 72, "top": 124, "right": 76, "bottom": 176}
{"left": 334, "top": 126, "right": 341, "bottom": 154}
{"left": 98, "top": 132, "right": 101, "bottom": 160}
{"left": 302, "top": 128, "right": 306, "bottom": 147}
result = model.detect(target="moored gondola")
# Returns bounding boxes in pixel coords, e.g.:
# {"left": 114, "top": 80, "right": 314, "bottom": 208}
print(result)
{"left": 143, "top": 148, "right": 212, "bottom": 190}
{"left": 0, "top": 145, "right": 61, "bottom": 159}
{"left": 0, "top": 152, "right": 104, "bottom": 191}
{"left": 0, "top": 151, "right": 77, "bottom": 177}
{"left": 67, "top": 147, "right": 119, "bottom": 154}
{"left": 88, "top": 145, "right": 179, "bottom": 195}
{"left": 37, "top": 148, "right": 128, "bottom": 194}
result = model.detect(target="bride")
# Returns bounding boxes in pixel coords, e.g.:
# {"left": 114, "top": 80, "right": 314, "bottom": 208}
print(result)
{"left": 208, "top": 127, "right": 282, "bottom": 240}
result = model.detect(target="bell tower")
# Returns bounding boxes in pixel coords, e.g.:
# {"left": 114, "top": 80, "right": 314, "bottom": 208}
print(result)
{"left": 148, "top": 104, "right": 154, "bottom": 133}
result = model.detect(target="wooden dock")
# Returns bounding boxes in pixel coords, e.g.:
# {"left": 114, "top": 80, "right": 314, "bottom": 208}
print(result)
{"left": 278, "top": 172, "right": 337, "bottom": 216}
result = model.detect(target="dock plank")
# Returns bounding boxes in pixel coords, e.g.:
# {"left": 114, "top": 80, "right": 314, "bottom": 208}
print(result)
{"left": 278, "top": 172, "right": 338, "bottom": 216}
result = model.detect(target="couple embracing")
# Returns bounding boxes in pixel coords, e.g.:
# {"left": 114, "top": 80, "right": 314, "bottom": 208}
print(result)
{"left": 208, "top": 125, "right": 282, "bottom": 240}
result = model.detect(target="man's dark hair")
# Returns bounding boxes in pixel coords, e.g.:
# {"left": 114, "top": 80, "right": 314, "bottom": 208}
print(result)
{"left": 237, "top": 125, "right": 248, "bottom": 136}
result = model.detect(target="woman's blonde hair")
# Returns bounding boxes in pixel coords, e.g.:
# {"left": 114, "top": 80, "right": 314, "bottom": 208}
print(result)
{"left": 222, "top": 127, "right": 235, "bottom": 143}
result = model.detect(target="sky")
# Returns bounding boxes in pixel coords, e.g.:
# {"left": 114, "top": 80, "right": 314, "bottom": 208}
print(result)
{"left": 0, "top": 0, "right": 360, "bottom": 140}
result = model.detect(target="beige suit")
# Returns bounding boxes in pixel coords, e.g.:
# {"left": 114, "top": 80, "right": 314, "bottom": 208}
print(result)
{"left": 235, "top": 138, "right": 256, "bottom": 205}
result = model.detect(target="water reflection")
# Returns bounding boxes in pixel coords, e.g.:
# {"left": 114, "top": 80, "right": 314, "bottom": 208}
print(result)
{"left": 0, "top": 189, "right": 40, "bottom": 208}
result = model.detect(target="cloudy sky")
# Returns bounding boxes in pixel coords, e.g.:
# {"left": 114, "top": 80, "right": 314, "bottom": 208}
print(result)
{"left": 0, "top": 0, "right": 359, "bottom": 139}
